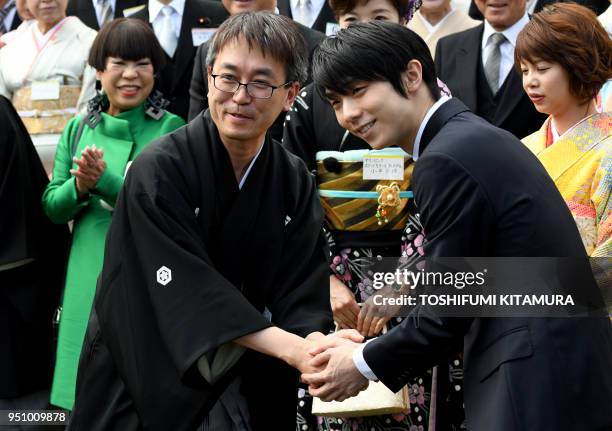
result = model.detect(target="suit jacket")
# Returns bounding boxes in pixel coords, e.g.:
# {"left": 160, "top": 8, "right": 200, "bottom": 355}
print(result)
{"left": 66, "top": 0, "right": 146, "bottom": 30}
{"left": 408, "top": 9, "right": 479, "bottom": 58}
{"left": 132, "top": 0, "right": 228, "bottom": 120}
{"left": 187, "top": 20, "right": 324, "bottom": 140}
{"left": 8, "top": 11, "right": 21, "bottom": 31}
{"left": 277, "top": 0, "right": 336, "bottom": 34}
{"left": 469, "top": 0, "right": 609, "bottom": 20}
{"left": 363, "top": 98, "right": 612, "bottom": 431}
{"left": 435, "top": 23, "right": 547, "bottom": 139}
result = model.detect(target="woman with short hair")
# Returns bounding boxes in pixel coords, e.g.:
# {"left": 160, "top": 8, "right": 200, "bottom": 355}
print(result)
{"left": 43, "top": 17, "right": 184, "bottom": 411}
{"left": 516, "top": 3, "right": 612, "bottom": 257}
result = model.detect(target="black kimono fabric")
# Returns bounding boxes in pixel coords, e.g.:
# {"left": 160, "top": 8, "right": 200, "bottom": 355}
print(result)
{"left": 67, "top": 111, "right": 332, "bottom": 431}
{"left": 0, "top": 96, "right": 70, "bottom": 398}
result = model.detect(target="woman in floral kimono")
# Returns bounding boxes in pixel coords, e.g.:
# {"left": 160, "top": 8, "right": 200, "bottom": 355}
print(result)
{"left": 516, "top": 3, "right": 612, "bottom": 258}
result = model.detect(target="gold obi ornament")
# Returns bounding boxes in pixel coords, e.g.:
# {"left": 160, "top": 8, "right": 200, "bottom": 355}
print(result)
{"left": 12, "top": 85, "right": 81, "bottom": 134}
{"left": 316, "top": 149, "right": 414, "bottom": 231}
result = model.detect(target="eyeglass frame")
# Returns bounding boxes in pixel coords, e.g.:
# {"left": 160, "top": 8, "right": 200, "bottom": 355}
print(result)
{"left": 210, "top": 73, "right": 294, "bottom": 99}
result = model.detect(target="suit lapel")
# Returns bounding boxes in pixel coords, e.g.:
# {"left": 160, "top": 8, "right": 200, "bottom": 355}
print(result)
{"left": 171, "top": 9, "right": 195, "bottom": 92}
{"left": 82, "top": 0, "right": 99, "bottom": 30}
{"left": 453, "top": 25, "right": 481, "bottom": 111}
{"left": 312, "top": 2, "right": 335, "bottom": 33}
{"left": 419, "top": 98, "right": 470, "bottom": 157}
{"left": 277, "top": 0, "right": 292, "bottom": 18}
{"left": 492, "top": 68, "right": 525, "bottom": 127}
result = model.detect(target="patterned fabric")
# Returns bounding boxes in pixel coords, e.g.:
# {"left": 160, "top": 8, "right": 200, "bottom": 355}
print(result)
{"left": 316, "top": 150, "right": 414, "bottom": 231}
{"left": 296, "top": 199, "right": 466, "bottom": 431}
{"left": 522, "top": 113, "right": 612, "bottom": 257}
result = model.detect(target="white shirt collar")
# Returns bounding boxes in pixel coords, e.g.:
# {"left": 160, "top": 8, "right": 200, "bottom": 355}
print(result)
{"left": 148, "top": 0, "right": 185, "bottom": 22}
{"left": 238, "top": 141, "right": 265, "bottom": 189}
{"left": 481, "top": 12, "right": 529, "bottom": 51}
{"left": 412, "top": 95, "right": 451, "bottom": 161}
{"left": 416, "top": 7, "right": 456, "bottom": 34}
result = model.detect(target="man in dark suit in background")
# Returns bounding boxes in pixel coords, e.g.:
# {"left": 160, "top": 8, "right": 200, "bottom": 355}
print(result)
{"left": 132, "top": 0, "right": 228, "bottom": 120}
{"left": 66, "top": 0, "right": 145, "bottom": 30}
{"left": 435, "top": 0, "right": 546, "bottom": 139}
{"left": 277, "top": 0, "right": 336, "bottom": 34}
{"left": 468, "top": 0, "right": 609, "bottom": 20}
{"left": 188, "top": 0, "right": 324, "bottom": 140}
{"left": 302, "top": 22, "right": 612, "bottom": 431}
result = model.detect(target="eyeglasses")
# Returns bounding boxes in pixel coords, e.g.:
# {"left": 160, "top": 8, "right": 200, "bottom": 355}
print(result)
{"left": 211, "top": 74, "right": 293, "bottom": 99}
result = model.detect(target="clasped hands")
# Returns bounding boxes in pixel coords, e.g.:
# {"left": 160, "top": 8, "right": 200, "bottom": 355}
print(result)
{"left": 71, "top": 145, "right": 106, "bottom": 197}
{"left": 294, "top": 330, "right": 370, "bottom": 402}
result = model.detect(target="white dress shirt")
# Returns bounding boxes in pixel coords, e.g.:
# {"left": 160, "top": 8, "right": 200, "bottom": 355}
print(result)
{"left": 93, "top": 0, "right": 117, "bottom": 27}
{"left": 149, "top": 0, "right": 184, "bottom": 40}
{"left": 481, "top": 13, "right": 529, "bottom": 91}
{"left": 290, "top": 0, "right": 326, "bottom": 28}
{"left": 353, "top": 96, "right": 452, "bottom": 379}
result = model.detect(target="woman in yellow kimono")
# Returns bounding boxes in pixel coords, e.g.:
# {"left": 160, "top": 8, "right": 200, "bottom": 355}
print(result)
{"left": 43, "top": 19, "right": 184, "bottom": 410}
{"left": 516, "top": 3, "right": 612, "bottom": 257}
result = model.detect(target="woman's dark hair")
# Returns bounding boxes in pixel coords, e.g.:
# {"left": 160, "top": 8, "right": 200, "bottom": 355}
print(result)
{"left": 515, "top": 3, "right": 612, "bottom": 103}
{"left": 313, "top": 21, "right": 440, "bottom": 100}
{"left": 88, "top": 18, "right": 166, "bottom": 72}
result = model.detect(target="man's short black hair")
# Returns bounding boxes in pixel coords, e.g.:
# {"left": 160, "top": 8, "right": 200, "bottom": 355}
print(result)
{"left": 313, "top": 21, "right": 440, "bottom": 100}
{"left": 206, "top": 12, "right": 308, "bottom": 84}
{"left": 88, "top": 18, "right": 166, "bottom": 73}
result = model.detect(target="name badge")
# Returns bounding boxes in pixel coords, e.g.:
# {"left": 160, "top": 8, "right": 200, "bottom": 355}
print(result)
{"left": 192, "top": 28, "right": 217, "bottom": 46}
{"left": 31, "top": 80, "right": 60, "bottom": 101}
{"left": 363, "top": 155, "right": 404, "bottom": 180}
{"left": 325, "top": 22, "right": 340, "bottom": 36}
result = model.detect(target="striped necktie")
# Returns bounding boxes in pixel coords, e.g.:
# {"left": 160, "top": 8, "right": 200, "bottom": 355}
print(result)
{"left": 99, "top": 0, "right": 113, "bottom": 28}
{"left": 484, "top": 32, "right": 507, "bottom": 94}
{"left": 0, "top": 0, "right": 16, "bottom": 34}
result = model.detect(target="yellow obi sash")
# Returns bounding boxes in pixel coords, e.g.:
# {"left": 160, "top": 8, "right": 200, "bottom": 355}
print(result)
{"left": 316, "top": 148, "right": 414, "bottom": 231}
{"left": 12, "top": 85, "right": 81, "bottom": 134}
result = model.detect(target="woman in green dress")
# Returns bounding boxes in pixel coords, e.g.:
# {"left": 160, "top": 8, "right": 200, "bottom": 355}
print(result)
{"left": 42, "top": 18, "right": 185, "bottom": 410}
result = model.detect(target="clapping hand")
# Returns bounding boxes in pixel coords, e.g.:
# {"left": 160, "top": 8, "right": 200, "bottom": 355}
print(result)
{"left": 71, "top": 145, "right": 106, "bottom": 197}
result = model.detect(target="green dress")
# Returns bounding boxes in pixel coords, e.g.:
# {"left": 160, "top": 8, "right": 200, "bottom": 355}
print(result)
{"left": 43, "top": 103, "right": 184, "bottom": 410}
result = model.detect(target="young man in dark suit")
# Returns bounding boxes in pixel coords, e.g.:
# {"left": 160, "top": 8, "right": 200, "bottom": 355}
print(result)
{"left": 301, "top": 21, "right": 612, "bottom": 431}
{"left": 188, "top": 0, "right": 325, "bottom": 140}
{"left": 435, "top": 0, "right": 547, "bottom": 139}
{"left": 132, "top": 0, "right": 228, "bottom": 120}
{"left": 65, "top": 0, "right": 146, "bottom": 30}
{"left": 0, "top": 0, "right": 20, "bottom": 35}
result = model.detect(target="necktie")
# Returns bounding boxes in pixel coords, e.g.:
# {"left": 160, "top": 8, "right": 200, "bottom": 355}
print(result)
{"left": 484, "top": 32, "right": 506, "bottom": 94}
{"left": 99, "top": 0, "right": 113, "bottom": 28}
{"left": 295, "top": 0, "right": 312, "bottom": 27}
{"left": 0, "top": 0, "right": 16, "bottom": 34}
{"left": 159, "top": 6, "right": 178, "bottom": 58}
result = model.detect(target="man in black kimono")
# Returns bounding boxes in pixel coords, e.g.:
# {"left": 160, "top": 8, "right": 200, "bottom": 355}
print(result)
{"left": 67, "top": 12, "right": 334, "bottom": 431}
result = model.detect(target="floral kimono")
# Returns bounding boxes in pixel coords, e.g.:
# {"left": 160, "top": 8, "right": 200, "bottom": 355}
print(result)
{"left": 522, "top": 113, "right": 611, "bottom": 257}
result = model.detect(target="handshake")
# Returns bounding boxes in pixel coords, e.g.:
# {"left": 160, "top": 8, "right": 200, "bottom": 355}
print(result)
{"left": 290, "top": 329, "right": 371, "bottom": 402}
